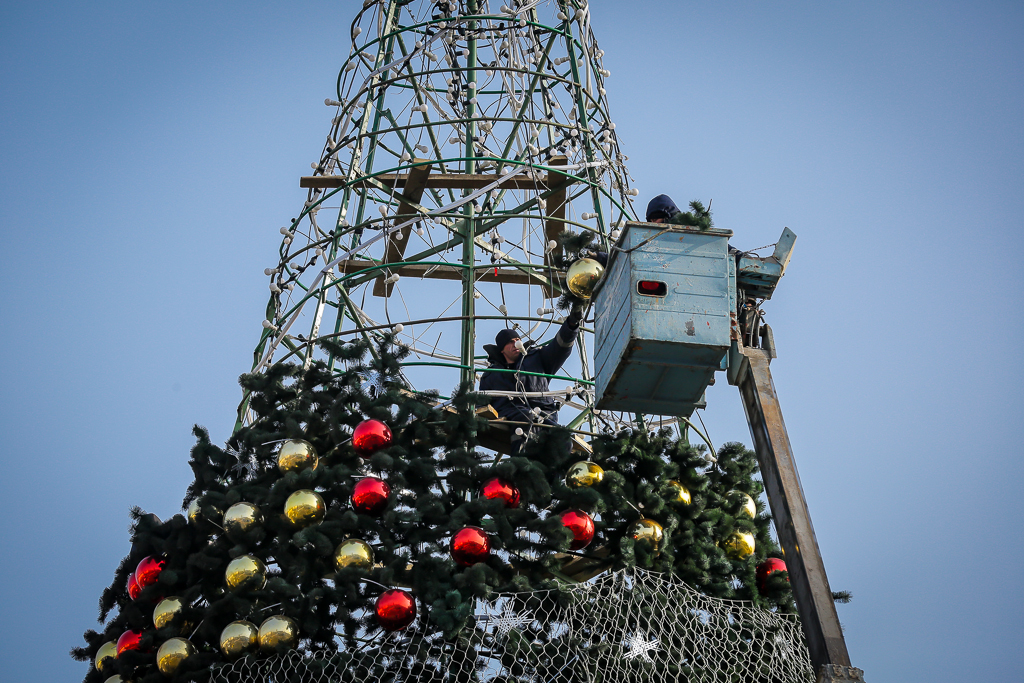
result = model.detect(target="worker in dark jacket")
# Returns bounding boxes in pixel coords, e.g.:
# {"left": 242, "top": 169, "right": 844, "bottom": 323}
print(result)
{"left": 479, "top": 307, "right": 583, "bottom": 452}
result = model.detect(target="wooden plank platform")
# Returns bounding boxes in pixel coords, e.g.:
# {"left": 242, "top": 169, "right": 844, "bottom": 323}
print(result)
{"left": 301, "top": 172, "right": 569, "bottom": 190}
{"left": 336, "top": 259, "right": 564, "bottom": 287}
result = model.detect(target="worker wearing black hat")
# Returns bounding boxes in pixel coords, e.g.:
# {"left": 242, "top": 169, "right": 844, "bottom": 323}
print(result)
{"left": 479, "top": 306, "right": 584, "bottom": 453}
{"left": 646, "top": 194, "right": 680, "bottom": 223}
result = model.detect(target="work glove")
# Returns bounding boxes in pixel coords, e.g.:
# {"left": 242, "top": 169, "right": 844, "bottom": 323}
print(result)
{"left": 565, "top": 303, "right": 584, "bottom": 329}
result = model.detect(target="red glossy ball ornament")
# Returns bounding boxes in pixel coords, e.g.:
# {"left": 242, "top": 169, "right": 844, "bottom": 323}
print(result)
{"left": 135, "top": 556, "right": 165, "bottom": 589}
{"left": 375, "top": 589, "right": 416, "bottom": 631}
{"left": 351, "top": 476, "right": 390, "bottom": 515}
{"left": 559, "top": 509, "right": 595, "bottom": 550}
{"left": 756, "top": 557, "right": 788, "bottom": 590}
{"left": 481, "top": 477, "right": 520, "bottom": 508}
{"left": 116, "top": 630, "right": 143, "bottom": 656}
{"left": 352, "top": 419, "right": 393, "bottom": 456}
{"left": 127, "top": 573, "right": 141, "bottom": 599}
{"left": 450, "top": 527, "right": 490, "bottom": 566}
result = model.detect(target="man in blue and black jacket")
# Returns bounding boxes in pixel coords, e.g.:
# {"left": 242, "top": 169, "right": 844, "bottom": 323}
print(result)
{"left": 479, "top": 306, "right": 583, "bottom": 452}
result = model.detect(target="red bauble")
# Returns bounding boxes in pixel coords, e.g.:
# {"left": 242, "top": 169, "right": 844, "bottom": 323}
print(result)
{"left": 352, "top": 419, "right": 393, "bottom": 456}
{"left": 116, "top": 630, "right": 143, "bottom": 655}
{"left": 375, "top": 589, "right": 416, "bottom": 631}
{"left": 127, "top": 573, "right": 141, "bottom": 599}
{"left": 351, "top": 476, "right": 391, "bottom": 515}
{"left": 481, "top": 477, "right": 520, "bottom": 508}
{"left": 560, "top": 509, "right": 595, "bottom": 550}
{"left": 135, "top": 556, "right": 165, "bottom": 589}
{"left": 451, "top": 527, "right": 491, "bottom": 567}
{"left": 756, "top": 557, "right": 788, "bottom": 590}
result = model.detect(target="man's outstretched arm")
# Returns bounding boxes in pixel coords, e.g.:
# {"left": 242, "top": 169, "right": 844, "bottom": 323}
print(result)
{"left": 538, "top": 306, "right": 582, "bottom": 375}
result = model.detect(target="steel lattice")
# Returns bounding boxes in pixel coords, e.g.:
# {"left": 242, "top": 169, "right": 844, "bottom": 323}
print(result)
{"left": 243, "top": 0, "right": 642, "bottom": 437}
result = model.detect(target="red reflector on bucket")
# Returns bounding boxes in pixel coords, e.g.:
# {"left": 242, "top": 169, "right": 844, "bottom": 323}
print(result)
{"left": 636, "top": 280, "right": 667, "bottom": 296}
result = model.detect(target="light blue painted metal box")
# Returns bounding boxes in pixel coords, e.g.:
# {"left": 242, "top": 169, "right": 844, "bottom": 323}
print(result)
{"left": 594, "top": 222, "right": 736, "bottom": 417}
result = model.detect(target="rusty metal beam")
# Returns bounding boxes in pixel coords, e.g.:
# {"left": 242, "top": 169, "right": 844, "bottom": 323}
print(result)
{"left": 301, "top": 172, "right": 568, "bottom": 190}
{"left": 737, "top": 347, "right": 855, "bottom": 678}
{"left": 373, "top": 160, "right": 433, "bottom": 297}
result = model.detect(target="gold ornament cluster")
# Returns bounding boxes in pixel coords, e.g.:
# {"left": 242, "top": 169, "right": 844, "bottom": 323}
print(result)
{"left": 97, "top": 439, "right": 388, "bottom": 676}
{"left": 163, "top": 434, "right": 767, "bottom": 676}
{"left": 217, "top": 615, "right": 298, "bottom": 659}
{"left": 181, "top": 439, "right": 380, "bottom": 664}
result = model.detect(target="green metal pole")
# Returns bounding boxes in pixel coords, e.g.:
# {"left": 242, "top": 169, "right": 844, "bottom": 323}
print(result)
{"left": 460, "top": 1, "right": 479, "bottom": 387}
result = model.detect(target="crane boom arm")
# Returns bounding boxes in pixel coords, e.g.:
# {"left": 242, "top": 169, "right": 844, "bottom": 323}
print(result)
{"left": 737, "top": 347, "right": 865, "bottom": 683}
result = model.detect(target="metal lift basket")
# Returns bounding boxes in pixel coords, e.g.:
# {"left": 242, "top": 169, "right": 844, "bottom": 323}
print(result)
{"left": 594, "top": 222, "right": 736, "bottom": 417}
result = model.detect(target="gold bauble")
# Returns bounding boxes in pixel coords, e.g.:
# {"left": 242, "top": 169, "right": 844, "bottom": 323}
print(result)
{"left": 727, "top": 490, "right": 756, "bottom": 519}
{"left": 334, "top": 539, "right": 374, "bottom": 571}
{"left": 94, "top": 641, "right": 117, "bottom": 672}
{"left": 723, "top": 531, "right": 756, "bottom": 560}
{"left": 153, "top": 596, "right": 188, "bottom": 633}
{"left": 284, "top": 489, "right": 326, "bottom": 528}
{"left": 628, "top": 518, "right": 665, "bottom": 552}
{"left": 156, "top": 637, "right": 195, "bottom": 676}
{"left": 223, "top": 502, "right": 263, "bottom": 541}
{"left": 187, "top": 498, "right": 221, "bottom": 524}
{"left": 277, "top": 439, "right": 318, "bottom": 474}
{"left": 565, "top": 258, "right": 605, "bottom": 299}
{"left": 667, "top": 480, "right": 692, "bottom": 506}
{"left": 225, "top": 554, "right": 267, "bottom": 591}
{"left": 566, "top": 461, "right": 604, "bottom": 488}
{"left": 258, "top": 615, "right": 299, "bottom": 653}
{"left": 219, "top": 620, "right": 259, "bottom": 661}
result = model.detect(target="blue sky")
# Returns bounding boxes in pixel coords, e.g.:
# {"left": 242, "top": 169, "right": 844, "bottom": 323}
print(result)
{"left": 1, "top": 2, "right": 1021, "bottom": 681}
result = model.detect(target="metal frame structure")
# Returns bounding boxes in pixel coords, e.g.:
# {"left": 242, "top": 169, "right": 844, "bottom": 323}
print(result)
{"left": 240, "top": 0, "right": 642, "bottom": 440}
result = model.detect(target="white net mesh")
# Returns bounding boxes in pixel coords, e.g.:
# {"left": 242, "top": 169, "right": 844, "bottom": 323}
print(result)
{"left": 211, "top": 568, "right": 813, "bottom": 683}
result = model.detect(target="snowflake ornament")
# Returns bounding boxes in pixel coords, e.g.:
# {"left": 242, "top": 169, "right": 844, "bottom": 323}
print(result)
{"left": 361, "top": 370, "right": 384, "bottom": 398}
{"left": 622, "top": 631, "right": 659, "bottom": 663}
{"left": 225, "top": 445, "right": 256, "bottom": 480}
{"left": 486, "top": 604, "right": 533, "bottom": 637}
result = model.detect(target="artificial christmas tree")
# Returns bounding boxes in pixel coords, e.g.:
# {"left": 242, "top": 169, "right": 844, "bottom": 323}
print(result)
{"left": 74, "top": 337, "right": 800, "bottom": 683}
